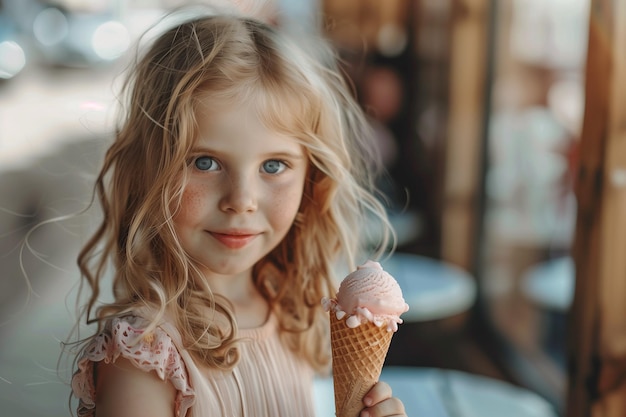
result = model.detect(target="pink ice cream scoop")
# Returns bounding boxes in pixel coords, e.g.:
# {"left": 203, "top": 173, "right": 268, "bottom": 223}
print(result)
{"left": 323, "top": 260, "right": 409, "bottom": 331}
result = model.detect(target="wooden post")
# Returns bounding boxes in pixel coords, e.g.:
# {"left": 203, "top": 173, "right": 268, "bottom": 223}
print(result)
{"left": 441, "top": 0, "right": 490, "bottom": 269}
{"left": 567, "top": 1, "right": 626, "bottom": 416}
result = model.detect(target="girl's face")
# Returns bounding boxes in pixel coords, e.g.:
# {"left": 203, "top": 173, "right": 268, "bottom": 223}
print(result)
{"left": 174, "top": 99, "right": 308, "bottom": 280}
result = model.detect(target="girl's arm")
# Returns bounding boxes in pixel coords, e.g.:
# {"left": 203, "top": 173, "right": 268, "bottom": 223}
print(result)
{"left": 95, "top": 357, "right": 176, "bottom": 417}
{"left": 361, "top": 381, "right": 407, "bottom": 417}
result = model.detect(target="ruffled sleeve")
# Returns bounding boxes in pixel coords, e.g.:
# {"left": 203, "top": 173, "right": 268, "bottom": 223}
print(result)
{"left": 71, "top": 316, "right": 195, "bottom": 417}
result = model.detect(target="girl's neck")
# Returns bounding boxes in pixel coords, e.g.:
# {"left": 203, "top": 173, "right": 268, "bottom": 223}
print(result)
{"left": 231, "top": 285, "right": 270, "bottom": 329}
{"left": 204, "top": 269, "right": 270, "bottom": 329}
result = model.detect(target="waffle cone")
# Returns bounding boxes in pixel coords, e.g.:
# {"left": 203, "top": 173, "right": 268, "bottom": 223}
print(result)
{"left": 329, "top": 313, "right": 394, "bottom": 417}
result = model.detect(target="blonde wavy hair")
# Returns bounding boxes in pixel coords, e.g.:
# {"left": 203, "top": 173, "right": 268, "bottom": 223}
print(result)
{"left": 77, "top": 13, "right": 393, "bottom": 373}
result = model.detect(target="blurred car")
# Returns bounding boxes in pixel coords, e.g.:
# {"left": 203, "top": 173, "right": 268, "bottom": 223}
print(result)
{"left": 29, "top": 3, "right": 130, "bottom": 68}
{"left": 1, "top": 0, "right": 131, "bottom": 70}
{"left": 0, "top": 6, "right": 27, "bottom": 80}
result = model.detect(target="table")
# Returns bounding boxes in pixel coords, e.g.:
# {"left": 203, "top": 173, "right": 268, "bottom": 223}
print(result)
{"left": 521, "top": 256, "right": 574, "bottom": 312}
{"left": 313, "top": 367, "right": 558, "bottom": 417}
{"left": 366, "top": 209, "right": 423, "bottom": 248}
{"left": 382, "top": 253, "right": 477, "bottom": 322}
{"left": 389, "top": 210, "right": 423, "bottom": 247}
{"left": 521, "top": 256, "right": 574, "bottom": 364}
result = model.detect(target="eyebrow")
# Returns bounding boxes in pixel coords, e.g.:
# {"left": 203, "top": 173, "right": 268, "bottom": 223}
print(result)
{"left": 190, "top": 147, "right": 306, "bottom": 160}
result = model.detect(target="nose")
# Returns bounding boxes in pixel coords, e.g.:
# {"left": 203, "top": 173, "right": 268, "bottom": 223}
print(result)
{"left": 218, "top": 173, "right": 258, "bottom": 214}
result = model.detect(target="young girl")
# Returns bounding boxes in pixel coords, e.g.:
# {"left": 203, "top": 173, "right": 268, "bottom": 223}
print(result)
{"left": 70, "top": 10, "right": 406, "bottom": 417}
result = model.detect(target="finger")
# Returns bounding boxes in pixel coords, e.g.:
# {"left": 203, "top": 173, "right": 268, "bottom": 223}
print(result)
{"left": 361, "top": 397, "right": 406, "bottom": 417}
{"left": 363, "top": 381, "right": 392, "bottom": 407}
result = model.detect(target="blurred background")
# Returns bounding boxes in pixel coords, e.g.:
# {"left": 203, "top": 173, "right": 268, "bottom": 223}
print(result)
{"left": 0, "top": 0, "right": 588, "bottom": 415}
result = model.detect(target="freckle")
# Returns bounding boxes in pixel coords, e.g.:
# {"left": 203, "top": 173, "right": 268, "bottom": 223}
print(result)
{"left": 182, "top": 188, "right": 204, "bottom": 215}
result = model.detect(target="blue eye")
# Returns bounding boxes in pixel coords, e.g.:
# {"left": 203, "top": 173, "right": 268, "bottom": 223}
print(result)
{"left": 262, "top": 160, "right": 286, "bottom": 174}
{"left": 194, "top": 156, "right": 218, "bottom": 171}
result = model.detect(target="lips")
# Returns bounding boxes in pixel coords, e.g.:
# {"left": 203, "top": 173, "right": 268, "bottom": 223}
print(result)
{"left": 209, "top": 231, "right": 259, "bottom": 249}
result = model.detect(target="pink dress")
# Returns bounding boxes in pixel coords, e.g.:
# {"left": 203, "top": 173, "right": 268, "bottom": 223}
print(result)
{"left": 71, "top": 313, "right": 316, "bottom": 417}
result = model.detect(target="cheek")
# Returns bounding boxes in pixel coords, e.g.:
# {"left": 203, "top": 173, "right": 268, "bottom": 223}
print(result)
{"left": 175, "top": 185, "right": 208, "bottom": 224}
{"left": 267, "top": 182, "right": 305, "bottom": 227}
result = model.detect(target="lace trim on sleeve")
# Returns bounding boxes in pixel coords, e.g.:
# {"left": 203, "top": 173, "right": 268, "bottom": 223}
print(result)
{"left": 71, "top": 316, "right": 195, "bottom": 417}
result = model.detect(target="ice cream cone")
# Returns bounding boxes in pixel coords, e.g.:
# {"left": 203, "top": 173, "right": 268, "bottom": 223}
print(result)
{"left": 330, "top": 313, "right": 394, "bottom": 417}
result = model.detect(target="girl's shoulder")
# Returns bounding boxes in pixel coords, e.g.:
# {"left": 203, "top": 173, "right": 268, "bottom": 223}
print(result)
{"left": 71, "top": 314, "right": 195, "bottom": 417}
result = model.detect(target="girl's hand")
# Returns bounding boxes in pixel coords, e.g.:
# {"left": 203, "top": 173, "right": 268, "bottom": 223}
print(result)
{"left": 360, "top": 381, "right": 407, "bottom": 417}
